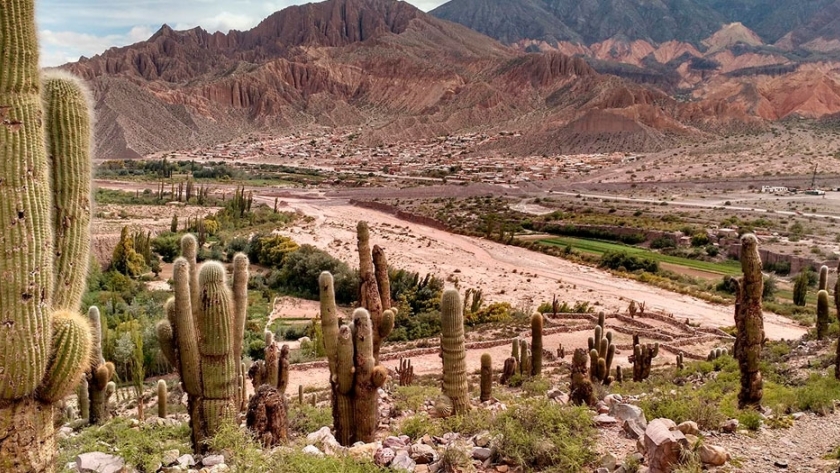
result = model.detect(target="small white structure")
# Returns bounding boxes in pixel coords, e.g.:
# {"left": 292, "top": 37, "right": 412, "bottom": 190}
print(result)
{"left": 761, "top": 186, "right": 788, "bottom": 194}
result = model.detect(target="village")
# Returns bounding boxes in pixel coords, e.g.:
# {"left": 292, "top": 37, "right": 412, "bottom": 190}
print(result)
{"left": 146, "top": 131, "right": 633, "bottom": 185}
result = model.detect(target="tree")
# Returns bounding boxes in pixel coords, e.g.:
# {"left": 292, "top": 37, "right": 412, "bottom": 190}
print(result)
{"left": 793, "top": 270, "right": 809, "bottom": 306}
{"left": 111, "top": 226, "right": 146, "bottom": 277}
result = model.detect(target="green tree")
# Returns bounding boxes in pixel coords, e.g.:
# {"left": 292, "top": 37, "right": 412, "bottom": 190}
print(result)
{"left": 793, "top": 270, "right": 809, "bottom": 306}
{"left": 111, "top": 226, "right": 146, "bottom": 277}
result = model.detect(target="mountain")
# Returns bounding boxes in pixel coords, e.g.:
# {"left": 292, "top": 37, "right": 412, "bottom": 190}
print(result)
{"left": 67, "top": 0, "right": 731, "bottom": 159}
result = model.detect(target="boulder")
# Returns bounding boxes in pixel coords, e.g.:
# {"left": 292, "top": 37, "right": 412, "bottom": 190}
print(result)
{"left": 76, "top": 452, "right": 126, "bottom": 473}
{"left": 202, "top": 455, "right": 225, "bottom": 467}
{"left": 611, "top": 403, "right": 647, "bottom": 428}
{"left": 676, "top": 421, "right": 699, "bottom": 436}
{"left": 699, "top": 445, "right": 729, "bottom": 466}
{"left": 374, "top": 447, "right": 395, "bottom": 466}
{"left": 410, "top": 444, "right": 438, "bottom": 464}
{"left": 720, "top": 419, "right": 739, "bottom": 433}
{"left": 644, "top": 419, "right": 688, "bottom": 473}
{"left": 391, "top": 454, "right": 416, "bottom": 472}
{"left": 623, "top": 418, "right": 646, "bottom": 440}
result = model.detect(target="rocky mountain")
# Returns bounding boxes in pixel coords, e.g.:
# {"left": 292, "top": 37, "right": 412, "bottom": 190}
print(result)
{"left": 67, "top": 0, "right": 763, "bottom": 159}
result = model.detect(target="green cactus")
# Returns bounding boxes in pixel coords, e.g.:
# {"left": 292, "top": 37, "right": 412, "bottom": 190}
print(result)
{"left": 0, "top": 6, "right": 95, "bottom": 468}
{"left": 500, "top": 357, "right": 518, "bottom": 385}
{"left": 87, "top": 306, "right": 114, "bottom": 425}
{"left": 519, "top": 339, "right": 531, "bottom": 377}
{"left": 817, "top": 289, "right": 830, "bottom": 340}
{"left": 248, "top": 342, "right": 290, "bottom": 394}
{"left": 615, "top": 365, "right": 623, "bottom": 383}
{"left": 588, "top": 312, "right": 614, "bottom": 384}
{"left": 77, "top": 378, "right": 90, "bottom": 423}
{"left": 819, "top": 265, "right": 829, "bottom": 291}
{"left": 531, "top": 313, "right": 543, "bottom": 376}
{"left": 441, "top": 289, "right": 470, "bottom": 416}
{"left": 570, "top": 348, "right": 594, "bottom": 406}
{"left": 157, "top": 380, "right": 167, "bottom": 419}
{"left": 676, "top": 352, "right": 685, "bottom": 371}
{"left": 156, "top": 236, "right": 248, "bottom": 452}
{"left": 733, "top": 234, "right": 765, "bottom": 409}
{"left": 511, "top": 338, "right": 520, "bottom": 366}
{"left": 480, "top": 353, "right": 493, "bottom": 402}
{"left": 320, "top": 272, "right": 389, "bottom": 446}
{"left": 356, "top": 222, "right": 395, "bottom": 363}
{"left": 630, "top": 334, "right": 658, "bottom": 382}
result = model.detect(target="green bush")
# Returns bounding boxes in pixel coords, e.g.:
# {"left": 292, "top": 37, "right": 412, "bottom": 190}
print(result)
{"left": 465, "top": 302, "right": 512, "bottom": 326}
{"left": 151, "top": 233, "right": 181, "bottom": 263}
{"left": 493, "top": 399, "right": 597, "bottom": 472}
{"left": 287, "top": 403, "right": 333, "bottom": 436}
{"left": 599, "top": 251, "right": 658, "bottom": 273}
{"left": 650, "top": 237, "right": 676, "bottom": 249}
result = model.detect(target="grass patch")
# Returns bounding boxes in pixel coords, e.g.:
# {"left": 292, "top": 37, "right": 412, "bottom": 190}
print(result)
{"left": 287, "top": 403, "right": 333, "bottom": 437}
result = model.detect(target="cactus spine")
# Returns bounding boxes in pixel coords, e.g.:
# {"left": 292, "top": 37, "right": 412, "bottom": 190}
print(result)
{"left": 441, "top": 289, "right": 470, "bottom": 416}
{"left": 0, "top": 7, "right": 95, "bottom": 468}
{"left": 733, "top": 234, "right": 765, "bottom": 409}
{"left": 156, "top": 236, "right": 247, "bottom": 452}
{"left": 480, "top": 353, "right": 493, "bottom": 402}
{"left": 531, "top": 313, "right": 543, "bottom": 376}
{"left": 817, "top": 289, "right": 830, "bottom": 340}
{"left": 588, "top": 312, "right": 615, "bottom": 384}
{"left": 320, "top": 272, "right": 389, "bottom": 446}
{"left": 157, "top": 380, "right": 167, "bottom": 418}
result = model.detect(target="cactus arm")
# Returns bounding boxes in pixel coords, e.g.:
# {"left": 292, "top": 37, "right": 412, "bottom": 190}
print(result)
{"left": 441, "top": 289, "right": 470, "bottom": 415}
{"left": 156, "top": 318, "right": 178, "bottom": 370}
{"left": 319, "top": 272, "right": 340, "bottom": 379}
{"left": 37, "top": 311, "right": 93, "bottom": 402}
{"left": 357, "top": 222, "right": 384, "bottom": 360}
{"left": 172, "top": 258, "right": 201, "bottom": 396}
{"left": 278, "top": 344, "right": 290, "bottom": 395}
{"left": 817, "top": 290, "right": 829, "bottom": 340}
{"left": 265, "top": 342, "right": 280, "bottom": 388}
{"left": 380, "top": 308, "right": 395, "bottom": 340}
{"left": 372, "top": 245, "right": 391, "bottom": 311}
{"left": 43, "top": 72, "right": 92, "bottom": 311}
{"left": 232, "top": 254, "right": 249, "bottom": 391}
{"left": 157, "top": 380, "right": 167, "bottom": 418}
{"left": 351, "top": 309, "right": 378, "bottom": 443}
{"left": 77, "top": 378, "right": 90, "bottom": 421}
{"left": 181, "top": 235, "right": 200, "bottom": 316}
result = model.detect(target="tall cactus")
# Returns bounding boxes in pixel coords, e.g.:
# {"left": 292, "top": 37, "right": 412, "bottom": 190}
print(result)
{"left": 588, "top": 311, "right": 615, "bottom": 384}
{"left": 356, "top": 222, "right": 395, "bottom": 363}
{"left": 570, "top": 348, "right": 594, "bottom": 406}
{"left": 87, "top": 306, "right": 114, "bottom": 425}
{"left": 480, "top": 353, "right": 493, "bottom": 402}
{"left": 630, "top": 334, "right": 658, "bottom": 382}
{"left": 817, "top": 289, "right": 830, "bottom": 340}
{"left": 531, "top": 313, "right": 543, "bottom": 376}
{"left": 320, "top": 272, "right": 389, "bottom": 446}
{"left": 519, "top": 339, "right": 531, "bottom": 377}
{"left": 441, "top": 289, "right": 470, "bottom": 416}
{"left": 156, "top": 235, "right": 248, "bottom": 452}
{"left": 157, "top": 380, "right": 167, "bottom": 418}
{"left": 819, "top": 265, "right": 829, "bottom": 291}
{"left": 0, "top": 3, "right": 95, "bottom": 470}
{"left": 733, "top": 234, "right": 764, "bottom": 409}
{"left": 835, "top": 261, "right": 840, "bottom": 380}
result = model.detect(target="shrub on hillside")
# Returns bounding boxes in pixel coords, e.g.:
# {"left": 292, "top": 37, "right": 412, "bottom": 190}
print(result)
{"left": 599, "top": 251, "right": 658, "bottom": 273}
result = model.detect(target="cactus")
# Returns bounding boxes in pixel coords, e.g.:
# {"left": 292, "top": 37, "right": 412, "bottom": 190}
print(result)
{"left": 0, "top": 10, "right": 95, "bottom": 467}
{"left": 157, "top": 380, "right": 167, "bottom": 418}
{"left": 441, "top": 289, "right": 470, "bottom": 416}
{"left": 615, "top": 365, "right": 623, "bottom": 383}
{"left": 320, "top": 272, "right": 389, "bottom": 445}
{"left": 519, "top": 339, "right": 531, "bottom": 377}
{"left": 588, "top": 312, "right": 614, "bottom": 384}
{"left": 77, "top": 379, "right": 90, "bottom": 423}
{"left": 819, "top": 265, "right": 829, "bottom": 291}
{"left": 557, "top": 344, "right": 566, "bottom": 359}
{"left": 480, "top": 354, "right": 493, "bottom": 402}
{"left": 248, "top": 342, "right": 290, "bottom": 394}
{"left": 531, "top": 313, "right": 543, "bottom": 376}
{"left": 628, "top": 300, "right": 637, "bottom": 317}
{"left": 570, "top": 348, "right": 594, "bottom": 406}
{"left": 817, "top": 289, "right": 830, "bottom": 340}
{"left": 835, "top": 260, "right": 840, "bottom": 380}
{"left": 676, "top": 352, "right": 685, "bottom": 371}
{"left": 707, "top": 347, "right": 728, "bottom": 361}
{"left": 511, "top": 338, "right": 520, "bottom": 366}
{"left": 732, "top": 234, "right": 765, "bottom": 409}
{"left": 500, "top": 357, "right": 518, "bottom": 385}
{"left": 356, "top": 222, "right": 395, "bottom": 364}
{"left": 629, "top": 334, "right": 658, "bottom": 382}
{"left": 155, "top": 235, "right": 248, "bottom": 452}
{"left": 87, "top": 306, "right": 114, "bottom": 425}
{"left": 396, "top": 358, "right": 415, "bottom": 386}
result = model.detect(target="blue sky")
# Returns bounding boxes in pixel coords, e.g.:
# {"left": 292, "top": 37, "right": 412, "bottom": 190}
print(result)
{"left": 37, "top": 0, "right": 449, "bottom": 67}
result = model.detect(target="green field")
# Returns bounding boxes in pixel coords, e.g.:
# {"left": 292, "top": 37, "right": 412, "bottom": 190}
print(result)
{"left": 539, "top": 237, "right": 743, "bottom": 276}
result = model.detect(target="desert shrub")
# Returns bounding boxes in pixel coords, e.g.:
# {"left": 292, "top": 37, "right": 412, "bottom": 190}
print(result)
{"left": 765, "top": 260, "right": 791, "bottom": 275}
{"left": 287, "top": 403, "right": 333, "bottom": 436}
{"left": 270, "top": 245, "right": 359, "bottom": 304}
{"left": 465, "top": 302, "right": 512, "bottom": 326}
{"left": 650, "top": 237, "right": 676, "bottom": 249}
{"left": 151, "top": 232, "right": 181, "bottom": 263}
{"left": 250, "top": 234, "right": 300, "bottom": 267}
{"left": 493, "top": 399, "right": 596, "bottom": 472}
{"left": 599, "top": 251, "right": 658, "bottom": 273}
{"left": 388, "top": 311, "right": 442, "bottom": 342}
{"left": 690, "top": 233, "right": 710, "bottom": 247}
{"left": 738, "top": 410, "right": 762, "bottom": 431}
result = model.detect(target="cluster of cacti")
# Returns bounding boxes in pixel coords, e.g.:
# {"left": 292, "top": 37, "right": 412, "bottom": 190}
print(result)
{"left": 480, "top": 354, "right": 493, "bottom": 402}
{"left": 463, "top": 288, "right": 484, "bottom": 314}
{"left": 396, "top": 358, "right": 415, "bottom": 386}
{"left": 629, "top": 334, "right": 659, "bottom": 382}
{"left": 320, "top": 272, "right": 390, "bottom": 445}
{"left": 248, "top": 339, "right": 290, "bottom": 394}
{"left": 676, "top": 352, "right": 685, "bottom": 370}
{"left": 817, "top": 265, "right": 830, "bottom": 340}
{"left": 230, "top": 186, "right": 254, "bottom": 218}
{"left": 155, "top": 235, "right": 248, "bottom": 452}
{"left": 732, "top": 234, "right": 765, "bottom": 409}
{"left": 570, "top": 348, "right": 594, "bottom": 406}
{"left": 246, "top": 339, "right": 290, "bottom": 448}
{"left": 440, "top": 289, "right": 470, "bottom": 416}
{"left": 707, "top": 347, "right": 729, "bottom": 361}
{"left": 557, "top": 344, "right": 566, "bottom": 359}
{"left": 531, "top": 313, "right": 543, "bottom": 376}
{"left": 0, "top": 7, "right": 96, "bottom": 469}
{"left": 588, "top": 312, "right": 615, "bottom": 384}
{"left": 356, "top": 221, "right": 395, "bottom": 364}
{"left": 87, "top": 307, "right": 115, "bottom": 425}
{"left": 157, "top": 380, "right": 168, "bottom": 418}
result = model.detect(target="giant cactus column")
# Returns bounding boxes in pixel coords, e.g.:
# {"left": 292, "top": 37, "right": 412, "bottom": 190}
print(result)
{"left": 440, "top": 289, "right": 470, "bottom": 415}
{"left": 0, "top": 2, "right": 95, "bottom": 470}
{"left": 733, "top": 234, "right": 765, "bottom": 409}
{"left": 356, "top": 221, "right": 395, "bottom": 363}
{"left": 156, "top": 235, "right": 248, "bottom": 452}
{"left": 320, "top": 272, "right": 389, "bottom": 446}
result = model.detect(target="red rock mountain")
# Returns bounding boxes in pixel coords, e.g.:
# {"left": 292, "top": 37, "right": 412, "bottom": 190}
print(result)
{"left": 67, "top": 0, "right": 752, "bottom": 158}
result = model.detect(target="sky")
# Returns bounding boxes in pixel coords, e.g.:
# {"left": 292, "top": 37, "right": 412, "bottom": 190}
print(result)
{"left": 37, "top": 0, "right": 449, "bottom": 67}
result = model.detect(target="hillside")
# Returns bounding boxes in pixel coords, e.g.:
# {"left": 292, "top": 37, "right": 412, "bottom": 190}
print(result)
{"left": 64, "top": 0, "right": 731, "bottom": 159}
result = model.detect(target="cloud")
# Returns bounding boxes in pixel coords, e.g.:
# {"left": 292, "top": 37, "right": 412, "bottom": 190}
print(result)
{"left": 36, "top": 0, "right": 450, "bottom": 66}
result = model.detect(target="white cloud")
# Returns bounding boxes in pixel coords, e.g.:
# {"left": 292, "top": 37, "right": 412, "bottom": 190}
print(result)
{"left": 36, "top": 0, "right": 451, "bottom": 67}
